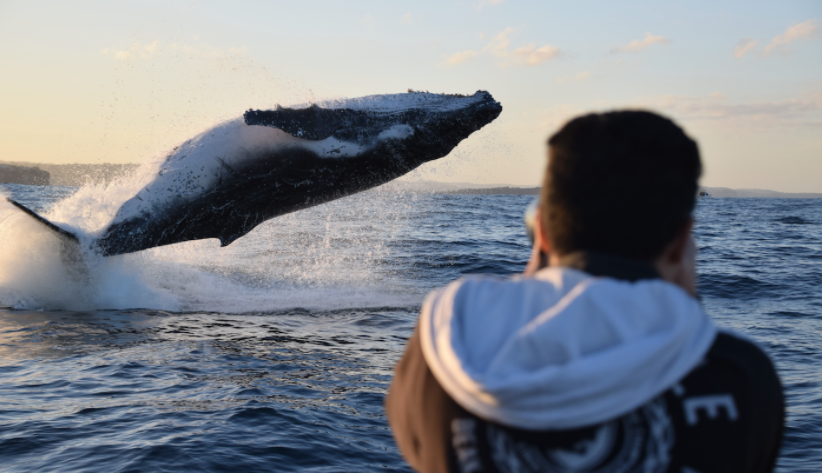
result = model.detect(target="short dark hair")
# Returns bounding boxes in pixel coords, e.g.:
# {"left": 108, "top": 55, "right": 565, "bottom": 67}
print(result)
{"left": 541, "top": 110, "right": 701, "bottom": 261}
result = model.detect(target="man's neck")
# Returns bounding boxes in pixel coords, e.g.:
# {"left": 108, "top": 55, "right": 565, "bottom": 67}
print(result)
{"left": 551, "top": 251, "right": 660, "bottom": 282}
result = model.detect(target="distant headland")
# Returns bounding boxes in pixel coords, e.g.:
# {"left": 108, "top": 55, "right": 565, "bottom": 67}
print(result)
{"left": 0, "top": 161, "right": 139, "bottom": 187}
{"left": 0, "top": 163, "right": 50, "bottom": 186}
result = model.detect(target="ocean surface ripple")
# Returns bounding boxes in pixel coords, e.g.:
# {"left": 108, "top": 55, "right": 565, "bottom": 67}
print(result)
{"left": 0, "top": 184, "right": 820, "bottom": 472}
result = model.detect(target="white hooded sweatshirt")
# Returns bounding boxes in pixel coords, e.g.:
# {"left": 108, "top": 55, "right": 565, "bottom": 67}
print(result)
{"left": 419, "top": 266, "right": 717, "bottom": 430}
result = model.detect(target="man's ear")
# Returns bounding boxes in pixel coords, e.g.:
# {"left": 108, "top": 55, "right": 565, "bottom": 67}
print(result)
{"left": 535, "top": 207, "right": 552, "bottom": 255}
{"left": 662, "top": 218, "right": 694, "bottom": 264}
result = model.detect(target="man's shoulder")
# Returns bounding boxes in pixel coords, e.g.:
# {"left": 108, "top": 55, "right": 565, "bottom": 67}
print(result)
{"left": 708, "top": 330, "right": 778, "bottom": 370}
{"left": 691, "top": 330, "right": 782, "bottom": 397}
{"left": 680, "top": 329, "right": 784, "bottom": 420}
{"left": 660, "top": 330, "right": 784, "bottom": 472}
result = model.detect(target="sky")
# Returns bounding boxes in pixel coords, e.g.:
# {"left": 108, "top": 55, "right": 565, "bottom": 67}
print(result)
{"left": 0, "top": 0, "right": 820, "bottom": 191}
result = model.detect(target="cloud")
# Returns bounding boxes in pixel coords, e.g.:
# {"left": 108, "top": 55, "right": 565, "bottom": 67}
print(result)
{"left": 102, "top": 40, "right": 246, "bottom": 61}
{"left": 442, "top": 50, "right": 480, "bottom": 66}
{"left": 763, "top": 19, "right": 819, "bottom": 55}
{"left": 556, "top": 71, "right": 590, "bottom": 84}
{"left": 733, "top": 38, "right": 758, "bottom": 58}
{"left": 537, "top": 104, "right": 586, "bottom": 131}
{"left": 538, "top": 92, "right": 822, "bottom": 134}
{"left": 483, "top": 27, "right": 514, "bottom": 57}
{"left": 474, "top": 0, "right": 505, "bottom": 11}
{"left": 611, "top": 32, "right": 671, "bottom": 54}
{"left": 400, "top": 12, "right": 422, "bottom": 24}
{"left": 102, "top": 40, "right": 160, "bottom": 61}
{"left": 362, "top": 14, "right": 375, "bottom": 27}
{"left": 177, "top": 44, "right": 247, "bottom": 58}
{"left": 441, "top": 27, "right": 561, "bottom": 67}
{"left": 488, "top": 28, "right": 561, "bottom": 67}
{"left": 509, "top": 44, "right": 561, "bottom": 66}
{"left": 631, "top": 91, "right": 822, "bottom": 129}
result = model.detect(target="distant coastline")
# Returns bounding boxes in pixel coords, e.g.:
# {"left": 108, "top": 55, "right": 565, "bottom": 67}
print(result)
{"left": 2, "top": 161, "right": 821, "bottom": 198}
{"left": 701, "top": 187, "right": 822, "bottom": 199}
{"left": 0, "top": 163, "right": 49, "bottom": 186}
{"left": 0, "top": 161, "right": 139, "bottom": 187}
{"left": 442, "top": 186, "right": 540, "bottom": 195}
{"left": 436, "top": 186, "right": 822, "bottom": 198}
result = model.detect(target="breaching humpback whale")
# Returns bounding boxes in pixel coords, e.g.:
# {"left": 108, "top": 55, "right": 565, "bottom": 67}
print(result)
{"left": 5, "top": 90, "right": 502, "bottom": 256}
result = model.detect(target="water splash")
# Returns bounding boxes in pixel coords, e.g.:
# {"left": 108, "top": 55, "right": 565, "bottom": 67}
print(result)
{"left": 0, "top": 179, "right": 423, "bottom": 312}
{"left": 0, "top": 197, "right": 178, "bottom": 310}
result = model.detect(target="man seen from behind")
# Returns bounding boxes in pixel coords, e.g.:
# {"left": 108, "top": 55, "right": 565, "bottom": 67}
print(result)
{"left": 385, "top": 110, "right": 784, "bottom": 473}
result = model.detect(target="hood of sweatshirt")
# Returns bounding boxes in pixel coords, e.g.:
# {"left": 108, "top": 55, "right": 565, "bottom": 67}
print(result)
{"left": 419, "top": 256, "right": 716, "bottom": 430}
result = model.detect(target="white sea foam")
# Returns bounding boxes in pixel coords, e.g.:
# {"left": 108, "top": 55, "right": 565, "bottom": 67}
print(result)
{"left": 0, "top": 198, "right": 180, "bottom": 311}
{"left": 0, "top": 184, "right": 423, "bottom": 313}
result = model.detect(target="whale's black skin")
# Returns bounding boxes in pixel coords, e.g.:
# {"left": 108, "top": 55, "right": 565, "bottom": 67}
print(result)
{"left": 92, "top": 91, "right": 502, "bottom": 256}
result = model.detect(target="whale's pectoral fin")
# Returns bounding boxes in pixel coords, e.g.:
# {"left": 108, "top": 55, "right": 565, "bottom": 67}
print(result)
{"left": 5, "top": 198, "right": 80, "bottom": 244}
{"left": 6, "top": 197, "right": 80, "bottom": 253}
{"left": 6, "top": 198, "right": 91, "bottom": 280}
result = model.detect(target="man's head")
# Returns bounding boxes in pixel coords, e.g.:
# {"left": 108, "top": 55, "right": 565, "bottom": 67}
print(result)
{"left": 540, "top": 110, "right": 701, "bottom": 262}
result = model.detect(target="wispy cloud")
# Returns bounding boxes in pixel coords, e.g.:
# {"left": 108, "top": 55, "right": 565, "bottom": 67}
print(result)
{"left": 537, "top": 91, "right": 822, "bottom": 134}
{"left": 632, "top": 91, "right": 822, "bottom": 129}
{"left": 174, "top": 43, "right": 247, "bottom": 58}
{"left": 102, "top": 40, "right": 246, "bottom": 61}
{"left": 556, "top": 71, "right": 590, "bottom": 84}
{"left": 537, "top": 104, "right": 586, "bottom": 132}
{"left": 474, "top": 0, "right": 505, "bottom": 11}
{"left": 509, "top": 44, "right": 561, "bottom": 67}
{"left": 102, "top": 40, "right": 160, "bottom": 61}
{"left": 440, "top": 27, "right": 561, "bottom": 67}
{"left": 478, "top": 27, "right": 515, "bottom": 58}
{"left": 361, "top": 14, "right": 375, "bottom": 27}
{"left": 400, "top": 11, "right": 422, "bottom": 24}
{"left": 442, "top": 50, "right": 480, "bottom": 66}
{"left": 763, "top": 19, "right": 819, "bottom": 55}
{"left": 733, "top": 38, "right": 758, "bottom": 59}
{"left": 610, "top": 32, "right": 671, "bottom": 54}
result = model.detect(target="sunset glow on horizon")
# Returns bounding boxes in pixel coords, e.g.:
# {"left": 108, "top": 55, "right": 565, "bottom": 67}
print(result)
{"left": 0, "top": 0, "right": 820, "bottom": 192}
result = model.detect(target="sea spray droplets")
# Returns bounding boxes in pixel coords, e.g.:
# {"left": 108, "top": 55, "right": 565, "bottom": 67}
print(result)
{"left": 0, "top": 198, "right": 176, "bottom": 311}
{"left": 0, "top": 184, "right": 428, "bottom": 312}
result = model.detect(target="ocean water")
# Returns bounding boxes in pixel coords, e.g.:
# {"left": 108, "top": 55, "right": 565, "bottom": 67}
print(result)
{"left": 0, "top": 183, "right": 819, "bottom": 472}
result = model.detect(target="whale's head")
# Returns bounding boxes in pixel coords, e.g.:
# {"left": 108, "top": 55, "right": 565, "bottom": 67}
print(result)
{"left": 243, "top": 90, "right": 502, "bottom": 164}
